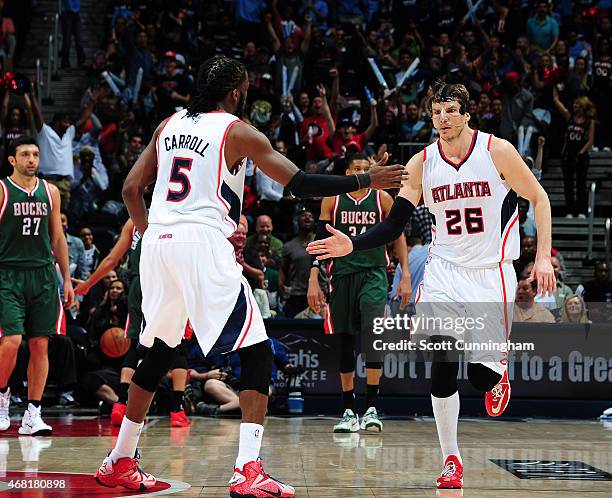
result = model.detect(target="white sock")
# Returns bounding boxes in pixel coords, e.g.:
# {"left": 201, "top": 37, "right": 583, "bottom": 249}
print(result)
{"left": 431, "top": 392, "right": 461, "bottom": 464}
{"left": 235, "top": 423, "right": 264, "bottom": 470}
{"left": 110, "top": 417, "right": 143, "bottom": 462}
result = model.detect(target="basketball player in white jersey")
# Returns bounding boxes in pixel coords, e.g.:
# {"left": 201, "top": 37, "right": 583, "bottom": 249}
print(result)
{"left": 93, "top": 56, "right": 405, "bottom": 497}
{"left": 308, "top": 81, "right": 556, "bottom": 489}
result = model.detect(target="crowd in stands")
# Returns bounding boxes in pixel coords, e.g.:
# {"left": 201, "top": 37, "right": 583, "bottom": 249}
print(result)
{"left": 1, "top": 0, "right": 612, "bottom": 412}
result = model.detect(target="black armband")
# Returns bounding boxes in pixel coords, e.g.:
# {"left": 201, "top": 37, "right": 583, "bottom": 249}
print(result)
{"left": 311, "top": 220, "right": 331, "bottom": 267}
{"left": 352, "top": 196, "right": 415, "bottom": 251}
{"left": 286, "top": 170, "right": 370, "bottom": 198}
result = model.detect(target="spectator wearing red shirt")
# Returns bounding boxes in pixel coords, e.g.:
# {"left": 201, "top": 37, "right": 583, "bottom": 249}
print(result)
{"left": 331, "top": 98, "right": 378, "bottom": 157}
{"left": 300, "top": 83, "right": 335, "bottom": 160}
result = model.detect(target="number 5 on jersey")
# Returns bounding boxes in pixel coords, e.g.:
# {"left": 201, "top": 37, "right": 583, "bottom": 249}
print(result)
{"left": 166, "top": 157, "right": 193, "bottom": 202}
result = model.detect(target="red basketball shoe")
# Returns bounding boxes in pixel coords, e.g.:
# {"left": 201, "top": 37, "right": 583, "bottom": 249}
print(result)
{"left": 170, "top": 409, "right": 191, "bottom": 427}
{"left": 110, "top": 402, "right": 127, "bottom": 427}
{"left": 436, "top": 455, "right": 463, "bottom": 489}
{"left": 95, "top": 449, "right": 156, "bottom": 490}
{"left": 485, "top": 369, "right": 511, "bottom": 417}
{"left": 229, "top": 459, "right": 295, "bottom": 497}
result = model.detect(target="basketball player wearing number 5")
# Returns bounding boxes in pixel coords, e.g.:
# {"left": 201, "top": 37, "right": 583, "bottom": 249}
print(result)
{"left": 0, "top": 137, "right": 75, "bottom": 437}
{"left": 308, "top": 81, "right": 556, "bottom": 489}
{"left": 94, "top": 56, "right": 406, "bottom": 497}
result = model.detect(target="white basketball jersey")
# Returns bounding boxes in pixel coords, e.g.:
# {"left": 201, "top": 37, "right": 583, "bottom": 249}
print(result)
{"left": 422, "top": 130, "right": 520, "bottom": 268}
{"left": 148, "top": 110, "right": 245, "bottom": 237}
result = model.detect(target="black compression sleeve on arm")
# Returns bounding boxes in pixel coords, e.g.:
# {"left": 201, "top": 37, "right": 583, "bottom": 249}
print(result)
{"left": 352, "top": 196, "right": 415, "bottom": 251}
{"left": 286, "top": 170, "right": 371, "bottom": 198}
{"left": 311, "top": 220, "right": 331, "bottom": 267}
{"left": 314, "top": 220, "right": 330, "bottom": 241}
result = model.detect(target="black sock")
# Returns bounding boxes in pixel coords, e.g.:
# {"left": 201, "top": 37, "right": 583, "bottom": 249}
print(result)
{"left": 366, "top": 384, "right": 379, "bottom": 408}
{"left": 171, "top": 390, "right": 184, "bottom": 412}
{"left": 28, "top": 400, "right": 41, "bottom": 408}
{"left": 0, "top": 386, "right": 8, "bottom": 394}
{"left": 342, "top": 390, "right": 355, "bottom": 411}
{"left": 118, "top": 382, "right": 129, "bottom": 404}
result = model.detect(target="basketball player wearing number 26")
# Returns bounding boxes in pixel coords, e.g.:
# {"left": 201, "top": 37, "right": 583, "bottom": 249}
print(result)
{"left": 307, "top": 81, "right": 556, "bottom": 490}
{"left": 94, "top": 56, "right": 406, "bottom": 497}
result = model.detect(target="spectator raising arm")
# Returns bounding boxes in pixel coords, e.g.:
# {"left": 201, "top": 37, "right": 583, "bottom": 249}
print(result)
{"left": 364, "top": 98, "right": 379, "bottom": 140}
{"left": 300, "top": 14, "right": 312, "bottom": 54}
{"left": 264, "top": 13, "right": 281, "bottom": 53}
{"left": 329, "top": 67, "right": 340, "bottom": 114}
{"left": 73, "top": 219, "right": 134, "bottom": 295}
{"left": 552, "top": 86, "right": 570, "bottom": 122}
{"left": 1, "top": 91, "right": 9, "bottom": 125}
{"left": 29, "top": 86, "right": 99, "bottom": 133}
{"left": 317, "top": 83, "right": 335, "bottom": 136}
{"left": 29, "top": 87, "right": 45, "bottom": 132}
{"left": 75, "top": 88, "right": 100, "bottom": 130}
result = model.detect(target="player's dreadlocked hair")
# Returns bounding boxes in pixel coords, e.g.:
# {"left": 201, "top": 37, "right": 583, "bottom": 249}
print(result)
{"left": 186, "top": 56, "right": 247, "bottom": 117}
{"left": 425, "top": 79, "right": 470, "bottom": 116}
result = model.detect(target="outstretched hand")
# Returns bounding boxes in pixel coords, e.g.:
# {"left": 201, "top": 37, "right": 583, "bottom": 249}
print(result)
{"left": 367, "top": 153, "right": 408, "bottom": 189}
{"left": 306, "top": 224, "right": 353, "bottom": 260}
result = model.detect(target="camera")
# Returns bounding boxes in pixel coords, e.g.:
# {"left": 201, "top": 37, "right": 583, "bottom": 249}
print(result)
{"left": 2, "top": 72, "right": 32, "bottom": 95}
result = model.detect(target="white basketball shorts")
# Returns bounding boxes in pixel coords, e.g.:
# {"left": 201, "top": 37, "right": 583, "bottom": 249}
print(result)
{"left": 414, "top": 255, "right": 517, "bottom": 373}
{"left": 139, "top": 223, "right": 268, "bottom": 355}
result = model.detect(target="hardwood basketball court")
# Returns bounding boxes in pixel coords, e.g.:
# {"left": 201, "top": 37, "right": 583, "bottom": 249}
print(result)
{"left": 1, "top": 415, "right": 611, "bottom": 496}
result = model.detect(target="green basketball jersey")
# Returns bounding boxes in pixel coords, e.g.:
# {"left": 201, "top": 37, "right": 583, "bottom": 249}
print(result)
{"left": 0, "top": 178, "right": 53, "bottom": 268}
{"left": 129, "top": 224, "right": 142, "bottom": 279}
{"left": 331, "top": 190, "right": 388, "bottom": 276}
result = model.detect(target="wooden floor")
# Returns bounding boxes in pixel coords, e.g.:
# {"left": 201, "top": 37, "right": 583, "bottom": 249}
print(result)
{"left": 1, "top": 415, "right": 611, "bottom": 497}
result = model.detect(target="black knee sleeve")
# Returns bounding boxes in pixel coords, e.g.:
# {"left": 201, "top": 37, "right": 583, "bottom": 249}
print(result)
{"left": 467, "top": 363, "right": 502, "bottom": 392}
{"left": 365, "top": 361, "right": 382, "bottom": 370}
{"left": 171, "top": 353, "right": 188, "bottom": 370}
{"left": 122, "top": 345, "right": 143, "bottom": 370}
{"left": 238, "top": 340, "right": 272, "bottom": 395}
{"left": 339, "top": 334, "right": 355, "bottom": 373}
{"left": 132, "top": 339, "right": 178, "bottom": 393}
{"left": 431, "top": 361, "right": 459, "bottom": 398}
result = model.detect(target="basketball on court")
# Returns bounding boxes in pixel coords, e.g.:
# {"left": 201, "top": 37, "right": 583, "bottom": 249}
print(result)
{"left": 100, "top": 327, "right": 131, "bottom": 358}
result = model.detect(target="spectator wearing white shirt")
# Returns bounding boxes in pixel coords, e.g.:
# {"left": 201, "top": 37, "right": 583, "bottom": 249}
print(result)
{"left": 28, "top": 87, "right": 99, "bottom": 209}
{"left": 256, "top": 165, "right": 284, "bottom": 202}
{"left": 256, "top": 140, "right": 294, "bottom": 236}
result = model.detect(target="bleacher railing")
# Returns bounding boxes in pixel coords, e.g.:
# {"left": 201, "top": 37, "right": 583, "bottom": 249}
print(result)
{"left": 42, "top": 8, "right": 62, "bottom": 106}
{"left": 587, "top": 181, "right": 597, "bottom": 261}
{"left": 605, "top": 218, "right": 611, "bottom": 269}
{"left": 53, "top": 13, "right": 60, "bottom": 79}
{"left": 35, "top": 58, "right": 42, "bottom": 108}
{"left": 43, "top": 34, "right": 53, "bottom": 104}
